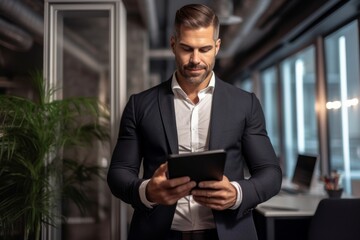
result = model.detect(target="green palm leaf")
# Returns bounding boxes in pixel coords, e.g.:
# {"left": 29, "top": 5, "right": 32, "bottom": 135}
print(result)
{"left": 0, "top": 71, "right": 109, "bottom": 240}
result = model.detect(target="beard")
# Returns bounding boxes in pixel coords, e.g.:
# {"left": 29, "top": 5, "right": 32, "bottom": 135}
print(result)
{"left": 177, "top": 61, "right": 214, "bottom": 85}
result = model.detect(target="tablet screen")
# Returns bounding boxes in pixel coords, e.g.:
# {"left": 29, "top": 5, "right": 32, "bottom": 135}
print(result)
{"left": 167, "top": 149, "right": 226, "bottom": 182}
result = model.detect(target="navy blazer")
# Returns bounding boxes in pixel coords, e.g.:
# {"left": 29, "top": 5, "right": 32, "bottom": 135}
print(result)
{"left": 107, "top": 77, "right": 282, "bottom": 240}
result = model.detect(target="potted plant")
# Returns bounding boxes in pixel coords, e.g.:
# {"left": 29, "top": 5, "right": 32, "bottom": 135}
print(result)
{"left": 0, "top": 71, "right": 109, "bottom": 240}
{"left": 321, "top": 170, "right": 343, "bottom": 198}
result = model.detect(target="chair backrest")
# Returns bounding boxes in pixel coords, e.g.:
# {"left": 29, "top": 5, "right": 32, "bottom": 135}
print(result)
{"left": 308, "top": 198, "right": 360, "bottom": 240}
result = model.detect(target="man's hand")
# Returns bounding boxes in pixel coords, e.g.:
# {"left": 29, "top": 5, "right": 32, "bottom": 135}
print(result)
{"left": 191, "top": 175, "right": 237, "bottom": 210}
{"left": 146, "top": 163, "right": 197, "bottom": 205}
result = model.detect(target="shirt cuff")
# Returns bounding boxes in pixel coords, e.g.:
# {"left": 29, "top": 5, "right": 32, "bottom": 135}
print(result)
{"left": 139, "top": 179, "right": 157, "bottom": 208}
{"left": 229, "top": 181, "right": 243, "bottom": 210}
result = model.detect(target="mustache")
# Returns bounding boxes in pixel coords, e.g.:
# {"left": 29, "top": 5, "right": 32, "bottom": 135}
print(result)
{"left": 184, "top": 63, "right": 206, "bottom": 70}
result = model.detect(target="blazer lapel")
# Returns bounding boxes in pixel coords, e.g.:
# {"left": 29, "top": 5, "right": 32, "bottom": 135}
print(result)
{"left": 158, "top": 79, "right": 179, "bottom": 154}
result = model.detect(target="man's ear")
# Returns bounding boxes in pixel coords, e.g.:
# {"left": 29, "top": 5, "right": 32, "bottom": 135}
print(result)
{"left": 170, "top": 36, "right": 176, "bottom": 53}
{"left": 215, "top": 38, "right": 221, "bottom": 55}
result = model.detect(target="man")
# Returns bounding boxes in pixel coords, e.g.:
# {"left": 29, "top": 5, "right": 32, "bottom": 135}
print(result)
{"left": 107, "top": 4, "right": 282, "bottom": 240}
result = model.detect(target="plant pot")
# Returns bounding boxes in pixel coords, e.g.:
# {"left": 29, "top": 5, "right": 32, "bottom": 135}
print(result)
{"left": 325, "top": 188, "right": 343, "bottom": 198}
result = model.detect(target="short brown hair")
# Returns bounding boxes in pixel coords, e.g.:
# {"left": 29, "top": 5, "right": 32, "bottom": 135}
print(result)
{"left": 174, "top": 4, "right": 220, "bottom": 40}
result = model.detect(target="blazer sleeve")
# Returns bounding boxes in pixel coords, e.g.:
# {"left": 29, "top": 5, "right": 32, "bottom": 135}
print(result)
{"left": 237, "top": 93, "right": 282, "bottom": 215}
{"left": 107, "top": 95, "right": 147, "bottom": 210}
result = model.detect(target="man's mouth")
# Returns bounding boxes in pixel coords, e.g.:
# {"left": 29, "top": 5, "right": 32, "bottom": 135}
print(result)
{"left": 188, "top": 68, "right": 203, "bottom": 72}
{"left": 185, "top": 66, "right": 205, "bottom": 73}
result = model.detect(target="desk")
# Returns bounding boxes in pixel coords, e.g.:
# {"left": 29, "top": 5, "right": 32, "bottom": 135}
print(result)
{"left": 254, "top": 193, "right": 325, "bottom": 240}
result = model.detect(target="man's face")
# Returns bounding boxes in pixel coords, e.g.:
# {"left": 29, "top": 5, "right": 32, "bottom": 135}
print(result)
{"left": 171, "top": 25, "right": 221, "bottom": 87}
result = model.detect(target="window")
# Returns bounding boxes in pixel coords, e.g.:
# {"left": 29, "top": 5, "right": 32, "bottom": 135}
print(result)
{"left": 280, "top": 46, "right": 319, "bottom": 178}
{"left": 324, "top": 20, "right": 360, "bottom": 195}
{"left": 259, "top": 67, "right": 280, "bottom": 155}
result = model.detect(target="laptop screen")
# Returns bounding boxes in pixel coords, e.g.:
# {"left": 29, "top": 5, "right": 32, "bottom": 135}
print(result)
{"left": 291, "top": 154, "right": 317, "bottom": 189}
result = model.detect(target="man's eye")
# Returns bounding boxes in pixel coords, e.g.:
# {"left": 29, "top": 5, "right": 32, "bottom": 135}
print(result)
{"left": 200, "top": 47, "right": 212, "bottom": 53}
{"left": 182, "top": 47, "right": 192, "bottom": 52}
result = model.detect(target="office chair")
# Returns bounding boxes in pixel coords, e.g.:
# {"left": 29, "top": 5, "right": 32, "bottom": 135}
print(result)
{"left": 308, "top": 198, "right": 360, "bottom": 240}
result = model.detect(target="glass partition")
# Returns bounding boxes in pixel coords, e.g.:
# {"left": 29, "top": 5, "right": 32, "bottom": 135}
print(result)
{"left": 324, "top": 20, "right": 360, "bottom": 196}
{"left": 280, "top": 46, "right": 319, "bottom": 178}
{"left": 44, "top": 1, "right": 126, "bottom": 239}
{"left": 259, "top": 67, "right": 280, "bottom": 155}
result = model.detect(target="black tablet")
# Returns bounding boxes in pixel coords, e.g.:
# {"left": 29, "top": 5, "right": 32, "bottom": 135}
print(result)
{"left": 167, "top": 149, "right": 226, "bottom": 182}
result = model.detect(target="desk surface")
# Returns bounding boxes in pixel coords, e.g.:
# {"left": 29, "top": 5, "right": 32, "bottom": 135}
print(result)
{"left": 256, "top": 194, "right": 325, "bottom": 217}
{"left": 255, "top": 194, "right": 325, "bottom": 240}
{"left": 256, "top": 178, "right": 352, "bottom": 218}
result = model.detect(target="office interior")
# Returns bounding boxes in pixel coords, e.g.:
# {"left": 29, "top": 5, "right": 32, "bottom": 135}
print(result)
{"left": 1, "top": 0, "right": 360, "bottom": 239}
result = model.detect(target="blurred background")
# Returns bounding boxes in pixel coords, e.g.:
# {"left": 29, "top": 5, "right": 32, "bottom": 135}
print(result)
{"left": 1, "top": 0, "right": 360, "bottom": 240}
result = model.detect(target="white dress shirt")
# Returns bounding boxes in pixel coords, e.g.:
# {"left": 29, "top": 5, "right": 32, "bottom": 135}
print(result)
{"left": 139, "top": 72, "right": 242, "bottom": 231}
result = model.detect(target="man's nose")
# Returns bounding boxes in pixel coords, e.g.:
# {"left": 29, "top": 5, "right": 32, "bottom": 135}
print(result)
{"left": 190, "top": 50, "right": 200, "bottom": 64}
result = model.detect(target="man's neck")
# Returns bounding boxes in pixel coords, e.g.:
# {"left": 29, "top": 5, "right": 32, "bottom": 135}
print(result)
{"left": 175, "top": 72, "right": 212, "bottom": 103}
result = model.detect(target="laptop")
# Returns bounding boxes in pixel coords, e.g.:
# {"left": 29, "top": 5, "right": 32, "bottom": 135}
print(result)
{"left": 281, "top": 154, "right": 318, "bottom": 194}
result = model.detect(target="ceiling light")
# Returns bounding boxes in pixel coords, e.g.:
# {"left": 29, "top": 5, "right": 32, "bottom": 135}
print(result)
{"left": 212, "top": 0, "right": 242, "bottom": 25}
{"left": 219, "top": 15, "right": 242, "bottom": 25}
